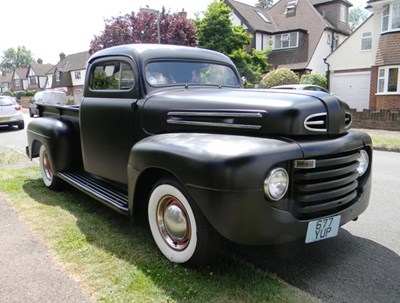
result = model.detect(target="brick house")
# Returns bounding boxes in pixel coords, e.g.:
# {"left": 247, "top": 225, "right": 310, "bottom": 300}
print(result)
{"left": 26, "top": 59, "right": 54, "bottom": 90}
{"left": 225, "top": 0, "right": 352, "bottom": 75}
{"left": 11, "top": 67, "right": 28, "bottom": 91}
{"left": 47, "top": 51, "right": 91, "bottom": 104}
{"left": 327, "top": 0, "right": 400, "bottom": 110}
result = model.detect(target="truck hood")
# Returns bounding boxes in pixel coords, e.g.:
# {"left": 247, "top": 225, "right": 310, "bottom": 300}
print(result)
{"left": 142, "top": 88, "right": 352, "bottom": 137}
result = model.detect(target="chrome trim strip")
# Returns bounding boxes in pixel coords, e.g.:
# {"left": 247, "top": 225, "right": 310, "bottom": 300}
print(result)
{"left": 167, "top": 111, "right": 264, "bottom": 118}
{"left": 304, "top": 112, "right": 327, "bottom": 132}
{"left": 345, "top": 112, "right": 352, "bottom": 129}
{"left": 167, "top": 119, "right": 262, "bottom": 129}
{"left": 167, "top": 111, "right": 264, "bottom": 129}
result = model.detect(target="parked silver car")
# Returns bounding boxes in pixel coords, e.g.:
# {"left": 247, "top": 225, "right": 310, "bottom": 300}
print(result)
{"left": 0, "top": 96, "right": 24, "bottom": 130}
{"left": 270, "top": 84, "right": 330, "bottom": 94}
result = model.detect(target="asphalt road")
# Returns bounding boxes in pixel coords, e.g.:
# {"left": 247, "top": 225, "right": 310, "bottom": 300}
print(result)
{"left": 1, "top": 114, "right": 399, "bottom": 302}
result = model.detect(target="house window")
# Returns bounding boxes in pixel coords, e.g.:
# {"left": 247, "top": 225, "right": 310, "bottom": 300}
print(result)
{"left": 75, "top": 71, "right": 81, "bottom": 80}
{"left": 14, "top": 79, "right": 21, "bottom": 87}
{"left": 340, "top": 5, "right": 347, "bottom": 23}
{"left": 275, "top": 32, "right": 298, "bottom": 49}
{"left": 382, "top": 3, "right": 400, "bottom": 32}
{"left": 285, "top": 1, "right": 298, "bottom": 16}
{"left": 56, "top": 71, "right": 61, "bottom": 82}
{"left": 377, "top": 66, "right": 400, "bottom": 94}
{"left": 361, "top": 32, "right": 372, "bottom": 50}
{"left": 29, "top": 76, "right": 37, "bottom": 85}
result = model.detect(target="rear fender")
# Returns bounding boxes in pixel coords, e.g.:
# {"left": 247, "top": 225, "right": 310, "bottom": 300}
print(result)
{"left": 27, "top": 117, "right": 82, "bottom": 173}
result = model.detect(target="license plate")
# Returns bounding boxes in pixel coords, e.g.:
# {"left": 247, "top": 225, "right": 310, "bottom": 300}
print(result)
{"left": 305, "top": 215, "right": 341, "bottom": 243}
{"left": 0, "top": 117, "right": 11, "bottom": 122}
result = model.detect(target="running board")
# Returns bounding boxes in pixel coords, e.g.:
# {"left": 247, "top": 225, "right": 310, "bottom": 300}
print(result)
{"left": 58, "top": 171, "right": 129, "bottom": 214}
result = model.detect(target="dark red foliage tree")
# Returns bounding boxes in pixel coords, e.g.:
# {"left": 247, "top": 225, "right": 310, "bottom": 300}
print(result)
{"left": 90, "top": 8, "right": 197, "bottom": 53}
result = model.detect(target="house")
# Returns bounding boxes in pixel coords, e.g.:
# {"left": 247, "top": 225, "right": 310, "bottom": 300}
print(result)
{"left": 225, "top": 0, "right": 352, "bottom": 75}
{"left": 327, "top": 0, "right": 400, "bottom": 110}
{"left": 11, "top": 67, "right": 29, "bottom": 91}
{"left": 47, "top": 51, "right": 91, "bottom": 104}
{"left": 0, "top": 72, "right": 12, "bottom": 92}
{"left": 26, "top": 59, "right": 54, "bottom": 90}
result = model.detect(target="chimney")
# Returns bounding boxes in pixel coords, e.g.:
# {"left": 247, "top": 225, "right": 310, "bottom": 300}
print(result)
{"left": 37, "top": 58, "right": 43, "bottom": 64}
{"left": 59, "top": 52, "right": 66, "bottom": 62}
{"left": 179, "top": 9, "right": 187, "bottom": 19}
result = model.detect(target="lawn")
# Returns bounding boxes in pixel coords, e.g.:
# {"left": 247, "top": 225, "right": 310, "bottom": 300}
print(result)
{"left": 0, "top": 150, "right": 318, "bottom": 303}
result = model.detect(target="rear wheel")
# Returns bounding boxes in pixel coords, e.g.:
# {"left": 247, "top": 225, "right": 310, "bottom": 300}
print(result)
{"left": 148, "top": 178, "right": 221, "bottom": 267}
{"left": 39, "top": 145, "right": 63, "bottom": 190}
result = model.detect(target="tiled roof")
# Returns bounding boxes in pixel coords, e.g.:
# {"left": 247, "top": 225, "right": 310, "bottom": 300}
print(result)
{"left": 49, "top": 51, "right": 91, "bottom": 74}
{"left": 226, "top": 0, "right": 276, "bottom": 32}
{"left": 30, "top": 63, "right": 54, "bottom": 76}
{"left": 14, "top": 67, "right": 28, "bottom": 79}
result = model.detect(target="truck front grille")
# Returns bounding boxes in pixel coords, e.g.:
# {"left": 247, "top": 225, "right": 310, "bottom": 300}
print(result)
{"left": 291, "top": 150, "right": 362, "bottom": 220}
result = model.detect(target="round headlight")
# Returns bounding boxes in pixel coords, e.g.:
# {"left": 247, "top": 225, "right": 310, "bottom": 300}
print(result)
{"left": 264, "top": 168, "right": 289, "bottom": 201}
{"left": 357, "top": 150, "right": 369, "bottom": 176}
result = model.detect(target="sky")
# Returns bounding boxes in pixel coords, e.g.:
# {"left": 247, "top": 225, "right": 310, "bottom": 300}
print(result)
{"left": 1, "top": 0, "right": 368, "bottom": 65}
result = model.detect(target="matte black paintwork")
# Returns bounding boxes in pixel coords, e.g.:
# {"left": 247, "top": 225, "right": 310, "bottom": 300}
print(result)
{"left": 26, "top": 44, "right": 372, "bottom": 246}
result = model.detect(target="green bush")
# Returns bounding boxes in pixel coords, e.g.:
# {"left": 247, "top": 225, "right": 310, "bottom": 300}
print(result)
{"left": 15, "top": 91, "right": 26, "bottom": 99}
{"left": 300, "top": 72, "right": 327, "bottom": 88}
{"left": 259, "top": 68, "right": 299, "bottom": 88}
{"left": 1, "top": 91, "right": 14, "bottom": 97}
{"left": 25, "top": 90, "right": 35, "bottom": 97}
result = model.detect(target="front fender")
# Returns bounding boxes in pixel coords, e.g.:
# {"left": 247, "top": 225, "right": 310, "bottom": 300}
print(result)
{"left": 127, "top": 133, "right": 302, "bottom": 214}
{"left": 27, "top": 117, "right": 80, "bottom": 173}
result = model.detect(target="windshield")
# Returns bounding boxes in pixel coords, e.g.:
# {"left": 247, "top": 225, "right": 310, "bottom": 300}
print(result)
{"left": 145, "top": 61, "right": 241, "bottom": 87}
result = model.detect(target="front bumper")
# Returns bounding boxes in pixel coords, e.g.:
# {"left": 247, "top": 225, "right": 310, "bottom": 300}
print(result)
{"left": 188, "top": 174, "right": 371, "bottom": 245}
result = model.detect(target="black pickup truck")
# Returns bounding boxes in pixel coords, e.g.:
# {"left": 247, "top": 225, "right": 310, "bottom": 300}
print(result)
{"left": 26, "top": 44, "right": 372, "bottom": 267}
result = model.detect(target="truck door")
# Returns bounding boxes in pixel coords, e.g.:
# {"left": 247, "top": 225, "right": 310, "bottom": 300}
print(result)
{"left": 80, "top": 57, "right": 139, "bottom": 184}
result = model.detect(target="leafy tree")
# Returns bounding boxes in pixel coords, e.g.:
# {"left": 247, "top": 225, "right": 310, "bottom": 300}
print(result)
{"left": 0, "top": 46, "right": 35, "bottom": 72}
{"left": 195, "top": 1, "right": 251, "bottom": 55}
{"left": 196, "top": 1, "right": 269, "bottom": 86}
{"left": 259, "top": 68, "right": 299, "bottom": 88}
{"left": 257, "top": 0, "right": 274, "bottom": 9}
{"left": 349, "top": 7, "right": 371, "bottom": 31}
{"left": 229, "top": 48, "right": 270, "bottom": 85}
{"left": 300, "top": 72, "right": 327, "bottom": 88}
{"left": 90, "top": 8, "right": 197, "bottom": 53}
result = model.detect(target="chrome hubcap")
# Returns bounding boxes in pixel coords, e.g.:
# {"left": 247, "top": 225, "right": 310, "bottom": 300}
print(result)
{"left": 43, "top": 152, "right": 53, "bottom": 181}
{"left": 157, "top": 195, "right": 190, "bottom": 251}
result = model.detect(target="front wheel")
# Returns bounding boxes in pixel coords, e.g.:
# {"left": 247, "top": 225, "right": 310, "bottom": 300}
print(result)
{"left": 39, "top": 145, "right": 63, "bottom": 190}
{"left": 148, "top": 179, "right": 221, "bottom": 267}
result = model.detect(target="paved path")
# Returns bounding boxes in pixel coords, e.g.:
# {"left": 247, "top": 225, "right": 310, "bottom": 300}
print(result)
{"left": 0, "top": 195, "right": 91, "bottom": 303}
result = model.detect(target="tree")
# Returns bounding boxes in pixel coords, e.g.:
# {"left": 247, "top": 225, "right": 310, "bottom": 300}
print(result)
{"left": 349, "top": 7, "right": 371, "bottom": 31}
{"left": 90, "top": 8, "right": 197, "bottom": 53}
{"left": 195, "top": 1, "right": 251, "bottom": 55}
{"left": 229, "top": 48, "right": 270, "bottom": 85}
{"left": 196, "top": 1, "right": 269, "bottom": 85}
{"left": 257, "top": 0, "right": 274, "bottom": 9}
{"left": 0, "top": 46, "right": 35, "bottom": 73}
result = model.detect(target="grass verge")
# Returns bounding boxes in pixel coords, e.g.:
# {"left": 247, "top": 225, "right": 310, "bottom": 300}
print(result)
{"left": 0, "top": 150, "right": 318, "bottom": 303}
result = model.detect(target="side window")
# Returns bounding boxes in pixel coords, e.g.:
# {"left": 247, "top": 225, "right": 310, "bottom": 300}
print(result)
{"left": 90, "top": 61, "right": 135, "bottom": 91}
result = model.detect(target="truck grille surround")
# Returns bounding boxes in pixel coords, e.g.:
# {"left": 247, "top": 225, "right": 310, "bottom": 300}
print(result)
{"left": 290, "top": 148, "right": 368, "bottom": 220}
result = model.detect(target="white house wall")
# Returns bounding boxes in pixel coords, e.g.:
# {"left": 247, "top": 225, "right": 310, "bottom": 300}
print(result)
{"left": 70, "top": 69, "right": 86, "bottom": 87}
{"left": 308, "top": 31, "right": 348, "bottom": 74}
{"left": 326, "top": 16, "right": 377, "bottom": 70}
{"left": 255, "top": 32, "right": 272, "bottom": 51}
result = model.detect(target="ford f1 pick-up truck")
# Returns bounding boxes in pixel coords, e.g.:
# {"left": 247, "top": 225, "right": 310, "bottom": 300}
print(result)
{"left": 26, "top": 44, "right": 372, "bottom": 267}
